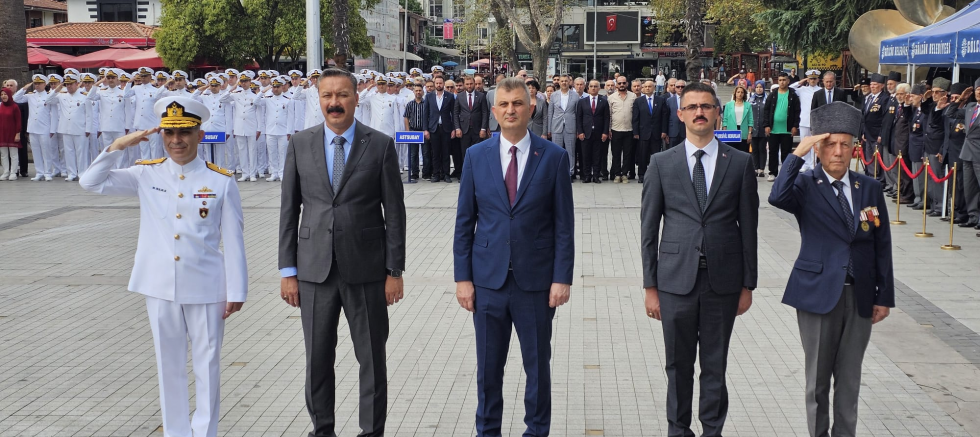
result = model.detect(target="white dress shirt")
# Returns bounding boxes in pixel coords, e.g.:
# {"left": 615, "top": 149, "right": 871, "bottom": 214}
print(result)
{"left": 684, "top": 138, "right": 719, "bottom": 196}
{"left": 824, "top": 168, "right": 853, "bottom": 211}
{"left": 559, "top": 90, "right": 570, "bottom": 110}
{"left": 499, "top": 131, "right": 531, "bottom": 189}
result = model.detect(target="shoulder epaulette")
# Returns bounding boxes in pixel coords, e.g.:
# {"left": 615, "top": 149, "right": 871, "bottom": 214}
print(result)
{"left": 207, "top": 162, "right": 234, "bottom": 177}
{"left": 135, "top": 157, "right": 168, "bottom": 165}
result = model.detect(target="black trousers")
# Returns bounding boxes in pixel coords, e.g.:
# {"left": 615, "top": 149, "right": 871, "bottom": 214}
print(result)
{"left": 751, "top": 136, "right": 767, "bottom": 171}
{"left": 449, "top": 135, "right": 464, "bottom": 178}
{"left": 299, "top": 265, "right": 389, "bottom": 437}
{"left": 421, "top": 138, "right": 431, "bottom": 178}
{"left": 768, "top": 134, "right": 794, "bottom": 176}
{"left": 949, "top": 159, "right": 967, "bottom": 219}
{"left": 659, "top": 268, "right": 740, "bottom": 437}
{"left": 581, "top": 135, "right": 604, "bottom": 179}
{"left": 636, "top": 137, "right": 658, "bottom": 177}
{"left": 18, "top": 136, "right": 28, "bottom": 175}
{"left": 600, "top": 138, "right": 610, "bottom": 179}
{"left": 574, "top": 138, "right": 583, "bottom": 177}
{"left": 899, "top": 149, "right": 915, "bottom": 202}
{"left": 428, "top": 126, "right": 451, "bottom": 179}
{"left": 610, "top": 130, "right": 634, "bottom": 177}
{"left": 456, "top": 128, "right": 481, "bottom": 178}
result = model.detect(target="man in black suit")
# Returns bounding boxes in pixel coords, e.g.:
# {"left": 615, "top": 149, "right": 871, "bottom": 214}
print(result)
{"left": 861, "top": 74, "right": 891, "bottom": 184}
{"left": 453, "top": 75, "right": 489, "bottom": 179}
{"left": 812, "top": 71, "right": 858, "bottom": 110}
{"left": 423, "top": 76, "right": 456, "bottom": 182}
{"left": 878, "top": 72, "right": 904, "bottom": 196}
{"left": 633, "top": 80, "right": 669, "bottom": 183}
{"left": 279, "top": 68, "right": 407, "bottom": 437}
{"left": 576, "top": 80, "right": 610, "bottom": 183}
{"left": 942, "top": 83, "right": 973, "bottom": 224}
{"left": 641, "top": 82, "right": 759, "bottom": 437}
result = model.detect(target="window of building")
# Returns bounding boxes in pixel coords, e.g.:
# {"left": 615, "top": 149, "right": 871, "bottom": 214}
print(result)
{"left": 99, "top": 1, "right": 137, "bottom": 22}
{"left": 453, "top": 4, "right": 465, "bottom": 19}
{"left": 30, "top": 18, "right": 43, "bottom": 28}
{"left": 561, "top": 25, "right": 581, "bottom": 50}
{"left": 429, "top": 4, "right": 443, "bottom": 18}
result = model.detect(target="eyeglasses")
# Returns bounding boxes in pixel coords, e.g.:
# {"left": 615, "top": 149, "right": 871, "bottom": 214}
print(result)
{"left": 675, "top": 85, "right": 685, "bottom": 89}
{"left": 681, "top": 103, "right": 717, "bottom": 112}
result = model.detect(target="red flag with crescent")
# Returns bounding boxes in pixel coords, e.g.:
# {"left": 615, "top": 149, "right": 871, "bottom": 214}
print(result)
{"left": 606, "top": 15, "right": 617, "bottom": 32}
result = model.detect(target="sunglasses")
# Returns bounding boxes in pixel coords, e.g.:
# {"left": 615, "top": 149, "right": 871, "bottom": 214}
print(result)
{"left": 676, "top": 85, "right": 686, "bottom": 89}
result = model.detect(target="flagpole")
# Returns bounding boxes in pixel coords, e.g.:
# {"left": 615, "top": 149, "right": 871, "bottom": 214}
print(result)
{"left": 593, "top": 0, "right": 597, "bottom": 80}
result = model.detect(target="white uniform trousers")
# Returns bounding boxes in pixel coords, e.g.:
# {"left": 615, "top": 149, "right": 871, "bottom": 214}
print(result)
{"left": 62, "top": 134, "right": 91, "bottom": 179}
{"left": 266, "top": 134, "right": 288, "bottom": 178}
{"left": 123, "top": 139, "right": 140, "bottom": 168}
{"left": 225, "top": 135, "right": 240, "bottom": 173}
{"left": 256, "top": 135, "right": 268, "bottom": 175}
{"left": 89, "top": 134, "right": 100, "bottom": 163}
{"left": 29, "top": 133, "right": 55, "bottom": 177}
{"left": 398, "top": 143, "right": 408, "bottom": 170}
{"left": 235, "top": 135, "right": 258, "bottom": 178}
{"left": 145, "top": 297, "right": 225, "bottom": 437}
{"left": 53, "top": 133, "right": 66, "bottom": 176}
{"left": 799, "top": 126, "right": 815, "bottom": 170}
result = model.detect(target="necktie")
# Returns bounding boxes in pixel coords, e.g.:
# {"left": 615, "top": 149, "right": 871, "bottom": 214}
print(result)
{"left": 648, "top": 96, "right": 653, "bottom": 114}
{"left": 591, "top": 97, "right": 596, "bottom": 114}
{"left": 693, "top": 150, "right": 707, "bottom": 213}
{"left": 468, "top": 93, "right": 473, "bottom": 111}
{"left": 831, "top": 180, "right": 855, "bottom": 276}
{"left": 866, "top": 95, "right": 873, "bottom": 112}
{"left": 827, "top": 90, "right": 832, "bottom": 104}
{"left": 505, "top": 146, "right": 518, "bottom": 206}
{"left": 972, "top": 105, "right": 980, "bottom": 125}
{"left": 332, "top": 136, "right": 346, "bottom": 191}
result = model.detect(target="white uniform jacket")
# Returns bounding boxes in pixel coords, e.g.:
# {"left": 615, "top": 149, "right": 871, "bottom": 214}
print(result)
{"left": 79, "top": 150, "right": 248, "bottom": 304}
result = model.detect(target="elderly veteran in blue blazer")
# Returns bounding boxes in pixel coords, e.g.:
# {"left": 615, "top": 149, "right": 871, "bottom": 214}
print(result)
{"left": 768, "top": 101, "right": 895, "bottom": 437}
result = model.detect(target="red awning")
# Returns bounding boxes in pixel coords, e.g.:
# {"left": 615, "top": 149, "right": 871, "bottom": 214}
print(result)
{"left": 115, "top": 47, "right": 165, "bottom": 69}
{"left": 27, "top": 46, "right": 75, "bottom": 67}
{"left": 60, "top": 43, "right": 141, "bottom": 69}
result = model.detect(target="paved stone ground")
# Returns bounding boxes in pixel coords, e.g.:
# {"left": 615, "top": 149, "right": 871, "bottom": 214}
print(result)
{"left": 2, "top": 149, "right": 980, "bottom": 436}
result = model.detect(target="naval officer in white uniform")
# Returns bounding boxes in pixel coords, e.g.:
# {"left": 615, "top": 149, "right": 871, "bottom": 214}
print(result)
{"left": 79, "top": 96, "right": 248, "bottom": 437}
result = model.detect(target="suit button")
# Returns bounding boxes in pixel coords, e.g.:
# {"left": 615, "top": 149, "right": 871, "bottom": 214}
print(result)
{"left": 179, "top": 175, "right": 185, "bottom": 180}
{"left": 178, "top": 193, "right": 184, "bottom": 198}
{"left": 174, "top": 234, "right": 179, "bottom": 240}
{"left": 510, "top": 215, "right": 514, "bottom": 220}
{"left": 176, "top": 213, "right": 182, "bottom": 219}
{"left": 701, "top": 223, "right": 706, "bottom": 228}
{"left": 695, "top": 246, "right": 700, "bottom": 251}
{"left": 174, "top": 255, "right": 180, "bottom": 261}
{"left": 333, "top": 203, "right": 338, "bottom": 208}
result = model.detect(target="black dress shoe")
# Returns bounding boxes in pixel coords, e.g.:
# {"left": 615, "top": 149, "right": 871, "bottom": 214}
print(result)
{"left": 594, "top": 178, "right": 602, "bottom": 184}
{"left": 638, "top": 176, "right": 644, "bottom": 183}
{"left": 941, "top": 217, "right": 951, "bottom": 222}
{"left": 958, "top": 221, "right": 978, "bottom": 228}
{"left": 975, "top": 223, "right": 980, "bottom": 230}
{"left": 911, "top": 205, "right": 925, "bottom": 211}
{"left": 583, "top": 177, "right": 592, "bottom": 183}
{"left": 955, "top": 217, "right": 969, "bottom": 224}
{"left": 927, "top": 211, "right": 940, "bottom": 217}
{"left": 898, "top": 198, "right": 915, "bottom": 204}
{"left": 443, "top": 176, "right": 452, "bottom": 183}
{"left": 430, "top": 177, "right": 439, "bottom": 183}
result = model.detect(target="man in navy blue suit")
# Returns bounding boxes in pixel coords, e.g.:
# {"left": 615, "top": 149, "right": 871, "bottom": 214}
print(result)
{"left": 423, "top": 76, "right": 456, "bottom": 182}
{"left": 769, "top": 101, "right": 894, "bottom": 437}
{"left": 454, "top": 77, "right": 575, "bottom": 437}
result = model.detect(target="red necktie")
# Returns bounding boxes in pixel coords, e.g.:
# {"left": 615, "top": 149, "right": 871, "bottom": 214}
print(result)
{"left": 505, "top": 146, "right": 518, "bottom": 206}
{"left": 591, "top": 97, "right": 596, "bottom": 114}
{"left": 468, "top": 93, "right": 473, "bottom": 110}
{"left": 972, "top": 106, "right": 980, "bottom": 125}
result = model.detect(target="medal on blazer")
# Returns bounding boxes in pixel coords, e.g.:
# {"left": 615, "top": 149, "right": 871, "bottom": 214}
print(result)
{"left": 199, "top": 207, "right": 209, "bottom": 218}
{"left": 956, "top": 123, "right": 965, "bottom": 132}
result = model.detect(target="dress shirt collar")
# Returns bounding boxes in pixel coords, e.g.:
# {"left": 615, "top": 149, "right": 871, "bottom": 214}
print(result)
{"left": 499, "top": 129, "right": 531, "bottom": 155}
{"left": 323, "top": 121, "right": 357, "bottom": 149}
{"left": 822, "top": 168, "right": 851, "bottom": 188}
{"left": 684, "top": 137, "right": 719, "bottom": 160}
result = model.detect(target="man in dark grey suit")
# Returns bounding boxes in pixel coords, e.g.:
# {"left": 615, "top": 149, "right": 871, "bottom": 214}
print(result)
{"left": 947, "top": 79, "right": 980, "bottom": 232}
{"left": 453, "top": 75, "right": 489, "bottom": 177}
{"left": 641, "top": 82, "right": 759, "bottom": 437}
{"left": 278, "top": 68, "right": 407, "bottom": 437}
{"left": 665, "top": 79, "right": 687, "bottom": 148}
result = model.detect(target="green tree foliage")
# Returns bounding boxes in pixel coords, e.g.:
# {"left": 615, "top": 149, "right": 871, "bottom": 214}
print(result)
{"left": 754, "top": 0, "right": 894, "bottom": 55}
{"left": 157, "top": 0, "right": 376, "bottom": 70}
{"left": 490, "top": 0, "right": 565, "bottom": 77}
{"left": 708, "top": 0, "right": 770, "bottom": 53}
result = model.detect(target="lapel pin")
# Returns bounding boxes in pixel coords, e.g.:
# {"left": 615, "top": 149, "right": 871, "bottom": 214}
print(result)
{"left": 854, "top": 181, "right": 860, "bottom": 189}
{"left": 534, "top": 151, "right": 539, "bottom": 156}
{"left": 817, "top": 179, "right": 823, "bottom": 184}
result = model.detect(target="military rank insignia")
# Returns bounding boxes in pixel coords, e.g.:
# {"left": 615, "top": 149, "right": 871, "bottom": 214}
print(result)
{"left": 860, "top": 206, "right": 880, "bottom": 232}
{"left": 199, "top": 207, "right": 209, "bottom": 219}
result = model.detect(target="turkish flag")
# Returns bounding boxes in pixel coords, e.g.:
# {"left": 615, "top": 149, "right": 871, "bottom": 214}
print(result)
{"left": 606, "top": 15, "right": 617, "bottom": 32}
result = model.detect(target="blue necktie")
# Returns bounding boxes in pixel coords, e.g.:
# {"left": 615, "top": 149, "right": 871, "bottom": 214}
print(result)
{"left": 832, "top": 180, "right": 855, "bottom": 276}
{"left": 648, "top": 96, "right": 653, "bottom": 114}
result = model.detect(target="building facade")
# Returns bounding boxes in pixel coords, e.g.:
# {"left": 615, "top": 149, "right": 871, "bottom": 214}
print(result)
{"left": 66, "top": 0, "right": 162, "bottom": 26}
{"left": 25, "top": 0, "right": 68, "bottom": 29}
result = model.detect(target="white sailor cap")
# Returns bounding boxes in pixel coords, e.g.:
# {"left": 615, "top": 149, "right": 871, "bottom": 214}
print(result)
{"left": 48, "top": 73, "right": 63, "bottom": 83}
{"left": 360, "top": 69, "right": 370, "bottom": 75}
{"left": 105, "top": 69, "right": 121, "bottom": 78}
{"left": 32, "top": 74, "right": 47, "bottom": 84}
{"left": 308, "top": 68, "right": 322, "bottom": 77}
{"left": 119, "top": 72, "right": 132, "bottom": 81}
{"left": 288, "top": 70, "right": 303, "bottom": 78}
{"left": 194, "top": 78, "right": 207, "bottom": 87}
{"left": 257, "top": 70, "right": 270, "bottom": 79}
{"left": 138, "top": 67, "right": 155, "bottom": 76}
{"left": 62, "top": 73, "right": 79, "bottom": 84}
{"left": 240, "top": 70, "right": 255, "bottom": 80}
{"left": 208, "top": 76, "right": 224, "bottom": 86}
{"left": 268, "top": 70, "right": 280, "bottom": 77}
{"left": 155, "top": 96, "right": 210, "bottom": 128}
{"left": 172, "top": 70, "right": 189, "bottom": 80}
{"left": 98, "top": 67, "right": 108, "bottom": 74}
{"left": 431, "top": 66, "right": 444, "bottom": 72}
{"left": 806, "top": 69, "right": 820, "bottom": 78}
{"left": 410, "top": 68, "right": 423, "bottom": 75}
{"left": 80, "top": 73, "right": 97, "bottom": 82}
{"left": 422, "top": 73, "right": 433, "bottom": 80}
{"left": 271, "top": 76, "right": 288, "bottom": 86}
{"left": 155, "top": 71, "right": 171, "bottom": 80}
{"left": 225, "top": 68, "right": 239, "bottom": 77}
{"left": 217, "top": 73, "right": 229, "bottom": 81}
{"left": 391, "top": 77, "right": 403, "bottom": 85}
{"left": 64, "top": 68, "right": 80, "bottom": 76}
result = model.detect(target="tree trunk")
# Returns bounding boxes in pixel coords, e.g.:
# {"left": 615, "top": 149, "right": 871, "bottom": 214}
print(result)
{"left": 531, "top": 45, "right": 549, "bottom": 80}
{"left": 333, "top": 0, "right": 351, "bottom": 67}
{"left": 684, "top": 0, "right": 705, "bottom": 82}
{"left": 489, "top": 8, "right": 519, "bottom": 75}
{"left": 0, "top": 0, "right": 29, "bottom": 87}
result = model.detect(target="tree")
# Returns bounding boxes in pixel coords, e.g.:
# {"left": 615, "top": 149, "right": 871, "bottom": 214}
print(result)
{"left": 156, "top": 0, "right": 376, "bottom": 70}
{"left": 682, "top": 0, "right": 707, "bottom": 81}
{"left": 455, "top": 0, "right": 519, "bottom": 73}
{"left": 755, "top": 0, "right": 893, "bottom": 56}
{"left": 707, "top": 0, "right": 770, "bottom": 54}
{"left": 1, "top": 0, "right": 30, "bottom": 87}
{"left": 489, "top": 0, "right": 564, "bottom": 78}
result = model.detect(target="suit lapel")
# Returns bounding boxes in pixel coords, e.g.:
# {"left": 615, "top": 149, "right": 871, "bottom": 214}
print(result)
{"left": 848, "top": 171, "right": 864, "bottom": 235}
{"left": 513, "top": 135, "right": 544, "bottom": 208}
{"left": 485, "top": 137, "right": 510, "bottom": 208}
{"left": 675, "top": 147, "right": 701, "bottom": 215}
{"left": 309, "top": 124, "right": 334, "bottom": 198}
{"left": 703, "top": 141, "right": 731, "bottom": 212}
{"left": 335, "top": 122, "right": 370, "bottom": 197}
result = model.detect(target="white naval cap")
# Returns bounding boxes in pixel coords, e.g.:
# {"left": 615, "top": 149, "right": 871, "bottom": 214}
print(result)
{"left": 225, "top": 68, "right": 239, "bottom": 77}
{"left": 271, "top": 76, "right": 288, "bottom": 86}
{"left": 154, "top": 96, "right": 210, "bottom": 128}
{"left": 119, "top": 72, "right": 132, "bottom": 81}
{"left": 48, "top": 73, "right": 63, "bottom": 83}
{"left": 241, "top": 70, "right": 255, "bottom": 80}
{"left": 207, "top": 76, "right": 225, "bottom": 86}
{"left": 410, "top": 68, "right": 423, "bottom": 75}
{"left": 288, "top": 70, "right": 303, "bottom": 78}
{"left": 80, "top": 73, "right": 97, "bottom": 82}
{"left": 63, "top": 73, "right": 79, "bottom": 84}
{"left": 138, "top": 67, "right": 155, "bottom": 76}
{"left": 308, "top": 68, "right": 322, "bottom": 77}
{"left": 32, "top": 74, "right": 47, "bottom": 84}
{"left": 155, "top": 71, "right": 171, "bottom": 80}
{"left": 64, "top": 68, "right": 80, "bottom": 76}
{"left": 172, "top": 70, "right": 189, "bottom": 80}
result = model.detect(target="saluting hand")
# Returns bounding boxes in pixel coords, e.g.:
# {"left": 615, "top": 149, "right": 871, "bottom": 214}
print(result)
{"left": 108, "top": 128, "right": 160, "bottom": 152}
{"left": 792, "top": 132, "right": 830, "bottom": 158}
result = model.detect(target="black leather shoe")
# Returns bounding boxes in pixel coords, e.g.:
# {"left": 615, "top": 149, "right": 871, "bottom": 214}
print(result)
{"left": 638, "top": 176, "right": 644, "bottom": 183}
{"left": 430, "top": 177, "right": 439, "bottom": 183}
{"left": 958, "top": 221, "right": 978, "bottom": 228}
{"left": 443, "top": 176, "right": 452, "bottom": 183}
{"left": 594, "top": 178, "right": 602, "bottom": 184}
{"left": 911, "top": 205, "right": 925, "bottom": 211}
{"left": 583, "top": 177, "right": 592, "bottom": 183}
{"left": 975, "top": 223, "right": 980, "bottom": 230}
{"left": 927, "top": 211, "right": 940, "bottom": 217}
{"left": 941, "top": 217, "right": 951, "bottom": 222}
{"left": 954, "top": 217, "right": 969, "bottom": 224}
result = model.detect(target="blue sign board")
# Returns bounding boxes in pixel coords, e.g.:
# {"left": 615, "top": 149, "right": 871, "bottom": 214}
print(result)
{"left": 202, "top": 132, "right": 227, "bottom": 144}
{"left": 714, "top": 130, "right": 742, "bottom": 142}
{"left": 394, "top": 131, "right": 425, "bottom": 143}
{"left": 908, "top": 34, "right": 956, "bottom": 65}
{"left": 957, "top": 27, "right": 980, "bottom": 65}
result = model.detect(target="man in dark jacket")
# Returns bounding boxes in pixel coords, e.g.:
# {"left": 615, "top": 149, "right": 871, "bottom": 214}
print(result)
{"left": 576, "top": 80, "right": 611, "bottom": 183}
{"left": 942, "top": 83, "right": 974, "bottom": 224}
{"left": 889, "top": 83, "right": 915, "bottom": 205}
{"left": 861, "top": 74, "right": 892, "bottom": 185}
{"left": 763, "top": 72, "right": 800, "bottom": 179}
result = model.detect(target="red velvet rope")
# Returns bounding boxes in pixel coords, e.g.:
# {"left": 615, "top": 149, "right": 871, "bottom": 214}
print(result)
{"left": 876, "top": 153, "right": 899, "bottom": 171}
{"left": 856, "top": 148, "right": 876, "bottom": 166}
{"left": 900, "top": 158, "right": 925, "bottom": 179}
{"left": 927, "top": 164, "right": 954, "bottom": 183}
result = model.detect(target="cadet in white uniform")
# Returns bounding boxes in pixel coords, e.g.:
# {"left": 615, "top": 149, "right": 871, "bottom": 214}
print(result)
{"left": 46, "top": 74, "right": 90, "bottom": 181}
{"left": 228, "top": 77, "right": 263, "bottom": 181}
{"left": 124, "top": 67, "right": 168, "bottom": 159}
{"left": 121, "top": 73, "right": 139, "bottom": 168}
{"left": 79, "top": 96, "right": 247, "bottom": 437}
{"left": 88, "top": 69, "right": 129, "bottom": 156}
{"left": 47, "top": 74, "right": 67, "bottom": 177}
{"left": 260, "top": 76, "right": 293, "bottom": 181}
{"left": 80, "top": 73, "right": 101, "bottom": 161}
{"left": 291, "top": 69, "right": 324, "bottom": 130}
{"left": 193, "top": 77, "right": 234, "bottom": 168}
{"left": 286, "top": 70, "right": 306, "bottom": 135}
{"left": 789, "top": 69, "right": 822, "bottom": 171}
{"left": 13, "top": 75, "right": 56, "bottom": 180}
{"left": 361, "top": 76, "right": 400, "bottom": 138}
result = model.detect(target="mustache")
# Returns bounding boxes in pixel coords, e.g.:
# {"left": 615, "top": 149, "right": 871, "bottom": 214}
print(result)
{"left": 695, "top": 116, "right": 708, "bottom": 123}
{"left": 326, "top": 106, "right": 345, "bottom": 114}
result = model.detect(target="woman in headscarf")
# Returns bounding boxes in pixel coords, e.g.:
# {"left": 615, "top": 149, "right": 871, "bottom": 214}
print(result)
{"left": 0, "top": 87, "right": 24, "bottom": 181}
{"left": 749, "top": 80, "right": 769, "bottom": 177}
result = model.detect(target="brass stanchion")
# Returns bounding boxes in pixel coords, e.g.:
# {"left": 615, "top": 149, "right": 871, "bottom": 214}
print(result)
{"left": 941, "top": 163, "right": 961, "bottom": 250}
{"left": 891, "top": 153, "right": 906, "bottom": 225}
{"left": 873, "top": 147, "right": 879, "bottom": 180}
{"left": 915, "top": 160, "right": 933, "bottom": 237}
{"left": 854, "top": 146, "right": 862, "bottom": 172}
